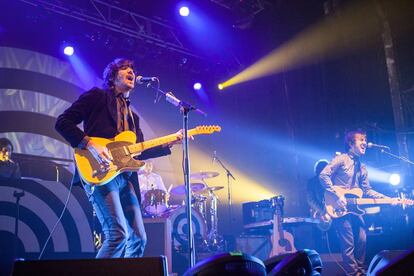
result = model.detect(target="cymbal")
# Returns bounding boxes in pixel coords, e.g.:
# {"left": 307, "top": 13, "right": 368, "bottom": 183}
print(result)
{"left": 170, "top": 183, "right": 206, "bottom": 195}
{"left": 190, "top": 171, "right": 219, "bottom": 179}
{"left": 207, "top": 186, "right": 224, "bottom": 192}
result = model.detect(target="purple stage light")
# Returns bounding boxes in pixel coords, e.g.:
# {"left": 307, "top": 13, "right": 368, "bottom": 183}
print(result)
{"left": 63, "top": 46, "right": 74, "bottom": 56}
{"left": 193, "top": 82, "right": 202, "bottom": 90}
{"left": 179, "top": 6, "right": 190, "bottom": 17}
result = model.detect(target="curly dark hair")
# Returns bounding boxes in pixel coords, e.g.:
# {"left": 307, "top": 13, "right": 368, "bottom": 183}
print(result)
{"left": 102, "top": 58, "right": 135, "bottom": 90}
{"left": 0, "top": 137, "right": 13, "bottom": 151}
{"left": 344, "top": 129, "right": 366, "bottom": 151}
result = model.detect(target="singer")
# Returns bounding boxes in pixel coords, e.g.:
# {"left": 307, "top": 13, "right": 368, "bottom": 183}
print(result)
{"left": 55, "top": 58, "right": 183, "bottom": 258}
{"left": 319, "top": 129, "right": 394, "bottom": 275}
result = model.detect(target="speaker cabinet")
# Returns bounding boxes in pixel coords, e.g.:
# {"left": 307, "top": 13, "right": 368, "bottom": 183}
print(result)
{"left": 144, "top": 217, "right": 172, "bottom": 273}
{"left": 236, "top": 235, "right": 272, "bottom": 260}
{"left": 12, "top": 257, "right": 168, "bottom": 276}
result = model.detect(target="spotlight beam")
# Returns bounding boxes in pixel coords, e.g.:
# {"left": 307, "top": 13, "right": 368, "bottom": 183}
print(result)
{"left": 220, "top": 1, "right": 408, "bottom": 89}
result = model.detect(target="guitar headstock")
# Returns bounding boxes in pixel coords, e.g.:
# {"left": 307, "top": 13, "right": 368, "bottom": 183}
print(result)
{"left": 193, "top": 125, "right": 221, "bottom": 135}
{"left": 271, "top": 195, "right": 285, "bottom": 208}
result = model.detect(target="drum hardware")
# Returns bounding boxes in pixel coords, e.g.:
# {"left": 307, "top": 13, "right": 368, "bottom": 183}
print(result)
{"left": 143, "top": 188, "right": 168, "bottom": 216}
{"left": 205, "top": 186, "right": 224, "bottom": 192}
{"left": 206, "top": 188, "right": 223, "bottom": 251}
{"left": 190, "top": 171, "right": 220, "bottom": 180}
{"left": 142, "top": 175, "right": 226, "bottom": 252}
{"left": 170, "top": 182, "right": 206, "bottom": 195}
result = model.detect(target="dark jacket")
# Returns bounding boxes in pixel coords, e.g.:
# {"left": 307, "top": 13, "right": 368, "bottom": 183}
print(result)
{"left": 55, "top": 87, "right": 171, "bottom": 188}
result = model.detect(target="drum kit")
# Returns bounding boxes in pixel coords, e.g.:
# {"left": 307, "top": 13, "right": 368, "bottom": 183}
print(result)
{"left": 142, "top": 171, "right": 224, "bottom": 251}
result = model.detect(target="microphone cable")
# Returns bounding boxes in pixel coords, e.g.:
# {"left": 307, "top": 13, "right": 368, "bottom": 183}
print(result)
{"left": 38, "top": 181, "right": 74, "bottom": 259}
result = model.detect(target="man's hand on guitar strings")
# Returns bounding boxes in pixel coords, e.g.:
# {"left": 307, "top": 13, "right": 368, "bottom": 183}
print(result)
{"left": 87, "top": 141, "right": 113, "bottom": 165}
{"left": 166, "top": 129, "right": 194, "bottom": 147}
{"left": 336, "top": 196, "right": 347, "bottom": 209}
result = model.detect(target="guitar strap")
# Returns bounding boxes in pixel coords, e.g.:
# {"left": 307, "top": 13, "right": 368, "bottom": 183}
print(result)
{"left": 352, "top": 159, "right": 361, "bottom": 188}
{"left": 125, "top": 97, "right": 137, "bottom": 132}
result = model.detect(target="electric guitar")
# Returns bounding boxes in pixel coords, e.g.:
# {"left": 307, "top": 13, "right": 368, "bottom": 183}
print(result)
{"left": 74, "top": 125, "right": 221, "bottom": 186}
{"left": 269, "top": 195, "right": 296, "bottom": 257}
{"left": 325, "top": 186, "right": 414, "bottom": 218}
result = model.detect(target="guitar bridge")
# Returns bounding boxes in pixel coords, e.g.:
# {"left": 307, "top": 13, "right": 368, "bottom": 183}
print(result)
{"left": 92, "top": 164, "right": 118, "bottom": 178}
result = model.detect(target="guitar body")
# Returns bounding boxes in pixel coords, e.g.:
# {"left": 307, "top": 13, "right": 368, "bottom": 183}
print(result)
{"left": 270, "top": 230, "right": 296, "bottom": 256}
{"left": 325, "top": 187, "right": 366, "bottom": 218}
{"left": 74, "top": 125, "right": 221, "bottom": 186}
{"left": 325, "top": 186, "right": 414, "bottom": 219}
{"left": 269, "top": 196, "right": 296, "bottom": 258}
{"left": 74, "top": 131, "right": 144, "bottom": 186}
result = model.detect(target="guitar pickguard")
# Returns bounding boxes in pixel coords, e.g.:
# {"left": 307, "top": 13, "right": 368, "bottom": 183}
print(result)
{"left": 107, "top": 141, "right": 145, "bottom": 172}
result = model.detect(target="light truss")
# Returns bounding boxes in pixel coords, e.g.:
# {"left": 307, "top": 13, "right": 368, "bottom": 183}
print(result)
{"left": 209, "top": 0, "right": 266, "bottom": 16}
{"left": 20, "top": 0, "right": 205, "bottom": 60}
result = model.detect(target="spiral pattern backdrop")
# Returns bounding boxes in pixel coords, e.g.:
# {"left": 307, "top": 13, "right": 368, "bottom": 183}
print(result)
{"left": 0, "top": 47, "right": 101, "bottom": 258}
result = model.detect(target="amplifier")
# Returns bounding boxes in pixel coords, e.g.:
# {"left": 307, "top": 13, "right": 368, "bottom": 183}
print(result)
{"left": 144, "top": 217, "right": 172, "bottom": 273}
{"left": 242, "top": 200, "right": 273, "bottom": 225}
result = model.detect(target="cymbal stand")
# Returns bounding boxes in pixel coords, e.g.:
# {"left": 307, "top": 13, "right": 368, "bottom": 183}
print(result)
{"left": 213, "top": 155, "right": 236, "bottom": 224}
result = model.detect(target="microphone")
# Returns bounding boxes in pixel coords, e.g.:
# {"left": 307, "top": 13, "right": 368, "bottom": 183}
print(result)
{"left": 136, "top": 75, "right": 158, "bottom": 84}
{"left": 212, "top": 150, "right": 217, "bottom": 163}
{"left": 367, "top": 142, "right": 390, "bottom": 150}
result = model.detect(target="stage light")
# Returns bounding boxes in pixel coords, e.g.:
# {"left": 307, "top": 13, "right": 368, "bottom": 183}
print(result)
{"left": 218, "top": 84, "right": 224, "bottom": 90}
{"left": 193, "top": 82, "right": 202, "bottom": 90}
{"left": 63, "top": 46, "right": 74, "bottom": 56}
{"left": 179, "top": 6, "right": 190, "bottom": 17}
{"left": 389, "top": 173, "right": 401, "bottom": 186}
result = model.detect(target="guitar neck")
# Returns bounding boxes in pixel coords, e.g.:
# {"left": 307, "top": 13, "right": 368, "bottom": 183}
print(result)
{"left": 127, "top": 129, "right": 198, "bottom": 155}
{"left": 349, "top": 198, "right": 394, "bottom": 205}
{"left": 274, "top": 207, "right": 285, "bottom": 238}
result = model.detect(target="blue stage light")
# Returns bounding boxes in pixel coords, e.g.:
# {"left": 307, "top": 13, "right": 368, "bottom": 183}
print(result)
{"left": 389, "top": 173, "right": 401, "bottom": 186}
{"left": 193, "top": 82, "right": 202, "bottom": 90}
{"left": 179, "top": 6, "right": 190, "bottom": 17}
{"left": 63, "top": 46, "right": 74, "bottom": 56}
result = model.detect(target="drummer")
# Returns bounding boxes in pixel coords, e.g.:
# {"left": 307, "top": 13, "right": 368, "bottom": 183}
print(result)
{"left": 138, "top": 159, "right": 167, "bottom": 202}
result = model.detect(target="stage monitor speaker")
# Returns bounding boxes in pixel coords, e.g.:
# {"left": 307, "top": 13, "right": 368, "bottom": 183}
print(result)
{"left": 184, "top": 252, "right": 266, "bottom": 276}
{"left": 264, "top": 249, "right": 322, "bottom": 276}
{"left": 12, "top": 257, "right": 168, "bottom": 276}
{"left": 368, "top": 249, "right": 414, "bottom": 275}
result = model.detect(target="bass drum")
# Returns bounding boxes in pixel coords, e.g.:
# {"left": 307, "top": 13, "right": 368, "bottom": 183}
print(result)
{"left": 169, "top": 206, "right": 207, "bottom": 249}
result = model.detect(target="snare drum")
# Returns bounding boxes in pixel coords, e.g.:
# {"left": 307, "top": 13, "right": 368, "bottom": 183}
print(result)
{"left": 143, "top": 189, "right": 168, "bottom": 216}
{"left": 169, "top": 206, "right": 207, "bottom": 248}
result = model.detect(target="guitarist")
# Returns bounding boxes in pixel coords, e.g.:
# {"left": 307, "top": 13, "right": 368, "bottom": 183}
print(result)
{"left": 55, "top": 58, "right": 182, "bottom": 258}
{"left": 319, "top": 129, "right": 392, "bottom": 276}
{"left": 306, "top": 159, "right": 329, "bottom": 219}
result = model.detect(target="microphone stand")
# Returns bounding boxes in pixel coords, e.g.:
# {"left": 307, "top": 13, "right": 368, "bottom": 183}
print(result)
{"left": 146, "top": 81, "right": 206, "bottom": 269}
{"left": 378, "top": 149, "right": 414, "bottom": 165}
{"left": 13, "top": 190, "right": 25, "bottom": 259}
{"left": 214, "top": 155, "right": 236, "bottom": 225}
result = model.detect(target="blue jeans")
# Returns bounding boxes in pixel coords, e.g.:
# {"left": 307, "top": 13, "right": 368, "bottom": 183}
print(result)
{"left": 85, "top": 174, "right": 147, "bottom": 258}
{"left": 333, "top": 215, "right": 366, "bottom": 276}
